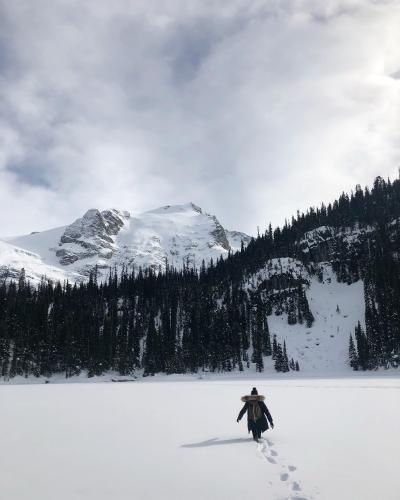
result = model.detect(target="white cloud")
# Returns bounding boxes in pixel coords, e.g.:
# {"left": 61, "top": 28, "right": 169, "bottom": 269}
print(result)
{"left": 0, "top": 0, "right": 399, "bottom": 236}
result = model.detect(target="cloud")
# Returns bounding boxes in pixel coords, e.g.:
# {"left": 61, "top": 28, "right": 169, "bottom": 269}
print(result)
{"left": 0, "top": 0, "right": 399, "bottom": 236}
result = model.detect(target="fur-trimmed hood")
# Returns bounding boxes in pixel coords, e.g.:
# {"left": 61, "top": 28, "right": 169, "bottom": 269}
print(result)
{"left": 241, "top": 395, "right": 265, "bottom": 402}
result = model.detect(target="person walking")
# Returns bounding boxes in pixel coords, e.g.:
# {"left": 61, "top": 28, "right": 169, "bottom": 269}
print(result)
{"left": 237, "top": 387, "right": 274, "bottom": 442}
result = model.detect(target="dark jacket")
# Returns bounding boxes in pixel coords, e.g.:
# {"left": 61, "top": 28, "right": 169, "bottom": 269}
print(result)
{"left": 237, "top": 399, "right": 274, "bottom": 433}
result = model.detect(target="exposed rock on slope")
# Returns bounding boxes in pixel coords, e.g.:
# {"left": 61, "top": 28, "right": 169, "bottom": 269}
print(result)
{"left": 56, "top": 209, "right": 130, "bottom": 265}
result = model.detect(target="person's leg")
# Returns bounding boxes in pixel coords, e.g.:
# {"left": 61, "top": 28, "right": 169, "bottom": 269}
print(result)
{"left": 256, "top": 423, "right": 262, "bottom": 439}
{"left": 252, "top": 429, "right": 258, "bottom": 441}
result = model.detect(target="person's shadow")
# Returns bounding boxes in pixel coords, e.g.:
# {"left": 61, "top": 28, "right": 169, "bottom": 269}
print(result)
{"left": 181, "top": 437, "right": 253, "bottom": 448}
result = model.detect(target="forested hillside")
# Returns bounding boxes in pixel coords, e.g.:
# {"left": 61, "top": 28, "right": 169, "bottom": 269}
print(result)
{"left": 1, "top": 176, "right": 399, "bottom": 379}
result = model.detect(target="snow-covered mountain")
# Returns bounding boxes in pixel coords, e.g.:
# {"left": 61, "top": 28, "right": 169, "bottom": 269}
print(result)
{"left": 1, "top": 203, "right": 251, "bottom": 283}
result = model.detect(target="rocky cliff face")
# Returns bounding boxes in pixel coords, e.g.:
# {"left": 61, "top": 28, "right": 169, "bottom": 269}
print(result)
{"left": 56, "top": 209, "right": 130, "bottom": 265}
{"left": 296, "top": 224, "right": 375, "bottom": 264}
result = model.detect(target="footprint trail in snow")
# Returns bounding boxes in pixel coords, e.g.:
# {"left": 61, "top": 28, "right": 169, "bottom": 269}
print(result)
{"left": 257, "top": 437, "right": 315, "bottom": 500}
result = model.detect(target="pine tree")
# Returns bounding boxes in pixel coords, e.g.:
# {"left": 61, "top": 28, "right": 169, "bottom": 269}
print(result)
{"left": 274, "top": 346, "right": 282, "bottom": 372}
{"left": 354, "top": 322, "right": 369, "bottom": 370}
{"left": 282, "top": 341, "right": 289, "bottom": 372}
{"left": 349, "top": 334, "right": 358, "bottom": 370}
{"left": 272, "top": 335, "right": 278, "bottom": 360}
{"left": 253, "top": 303, "right": 264, "bottom": 372}
{"left": 274, "top": 342, "right": 285, "bottom": 372}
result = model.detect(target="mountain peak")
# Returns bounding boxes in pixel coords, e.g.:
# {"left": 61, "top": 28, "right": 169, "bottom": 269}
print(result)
{"left": 144, "top": 202, "right": 203, "bottom": 215}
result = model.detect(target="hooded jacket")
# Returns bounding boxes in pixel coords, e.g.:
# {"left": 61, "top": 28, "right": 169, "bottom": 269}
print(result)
{"left": 237, "top": 395, "right": 274, "bottom": 433}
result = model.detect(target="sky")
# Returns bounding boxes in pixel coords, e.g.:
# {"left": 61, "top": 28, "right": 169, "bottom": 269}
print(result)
{"left": 0, "top": 0, "right": 400, "bottom": 237}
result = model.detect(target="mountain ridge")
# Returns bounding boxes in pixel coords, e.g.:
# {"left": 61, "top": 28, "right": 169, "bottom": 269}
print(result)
{"left": 1, "top": 202, "right": 251, "bottom": 283}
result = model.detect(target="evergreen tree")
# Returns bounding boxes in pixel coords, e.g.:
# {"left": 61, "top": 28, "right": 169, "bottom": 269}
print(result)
{"left": 272, "top": 335, "right": 278, "bottom": 360}
{"left": 349, "top": 334, "right": 358, "bottom": 370}
{"left": 282, "top": 341, "right": 289, "bottom": 372}
{"left": 354, "top": 322, "right": 369, "bottom": 370}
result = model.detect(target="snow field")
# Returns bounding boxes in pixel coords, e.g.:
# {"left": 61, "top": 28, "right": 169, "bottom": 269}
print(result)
{"left": 0, "top": 377, "right": 399, "bottom": 500}
{"left": 0, "top": 239, "right": 76, "bottom": 284}
{"left": 268, "top": 264, "right": 365, "bottom": 372}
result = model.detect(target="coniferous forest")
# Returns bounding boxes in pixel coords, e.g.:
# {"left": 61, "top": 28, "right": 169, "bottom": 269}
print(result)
{"left": 1, "top": 175, "right": 400, "bottom": 379}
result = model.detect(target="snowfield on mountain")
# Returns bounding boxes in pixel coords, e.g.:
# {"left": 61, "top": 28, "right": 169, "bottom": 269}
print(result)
{"left": 260, "top": 260, "right": 365, "bottom": 372}
{"left": 2, "top": 203, "right": 251, "bottom": 283}
{"left": 1, "top": 375, "right": 399, "bottom": 500}
{"left": 0, "top": 239, "right": 81, "bottom": 284}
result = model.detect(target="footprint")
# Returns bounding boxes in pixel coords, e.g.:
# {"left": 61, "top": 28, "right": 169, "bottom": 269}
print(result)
{"left": 291, "top": 481, "right": 301, "bottom": 491}
{"left": 258, "top": 438, "right": 310, "bottom": 499}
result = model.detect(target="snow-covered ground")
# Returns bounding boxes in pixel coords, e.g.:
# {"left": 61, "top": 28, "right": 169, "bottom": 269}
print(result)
{"left": 242, "top": 260, "right": 366, "bottom": 373}
{"left": 267, "top": 263, "right": 366, "bottom": 372}
{"left": 1, "top": 375, "right": 399, "bottom": 500}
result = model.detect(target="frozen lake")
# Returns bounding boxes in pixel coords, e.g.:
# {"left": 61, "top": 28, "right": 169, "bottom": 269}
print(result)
{"left": 1, "top": 375, "right": 399, "bottom": 500}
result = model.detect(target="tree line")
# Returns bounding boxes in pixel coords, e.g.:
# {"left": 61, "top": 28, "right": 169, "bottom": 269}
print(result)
{"left": 0, "top": 261, "right": 306, "bottom": 379}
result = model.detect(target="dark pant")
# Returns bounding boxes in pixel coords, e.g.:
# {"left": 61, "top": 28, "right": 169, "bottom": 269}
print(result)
{"left": 250, "top": 419, "right": 263, "bottom": 440}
